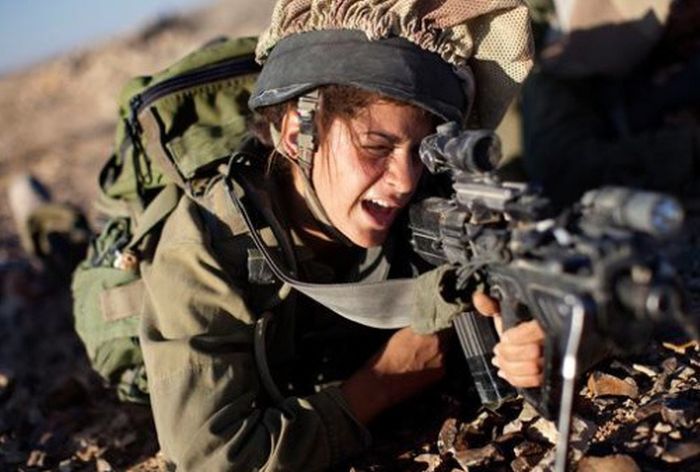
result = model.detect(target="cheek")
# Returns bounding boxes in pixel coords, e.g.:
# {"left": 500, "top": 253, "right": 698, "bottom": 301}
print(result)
{"left": 319, "top": 148, "right": 383, "bottom": 197}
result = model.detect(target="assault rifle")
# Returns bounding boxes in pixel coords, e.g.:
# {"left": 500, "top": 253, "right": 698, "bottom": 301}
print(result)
{"left": 409, "top": 123, "right": 697, "bottom": 471}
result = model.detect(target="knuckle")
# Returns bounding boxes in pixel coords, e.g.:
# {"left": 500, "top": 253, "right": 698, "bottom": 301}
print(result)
{"left": 525, "top": 344, "right": 542, "bottom": 359}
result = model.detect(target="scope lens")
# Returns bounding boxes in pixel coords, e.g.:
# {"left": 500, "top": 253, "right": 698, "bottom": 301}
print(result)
{"left": 650, "top": 198, "right": 684, "bottom": 236}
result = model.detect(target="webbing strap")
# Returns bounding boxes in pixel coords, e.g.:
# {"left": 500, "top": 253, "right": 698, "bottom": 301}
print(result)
{"left": 100, "top": 279, "right": 146, "bottom": 322}
{"left": 224, "top": 166, "right": 415, "bottom": 329}
{"left": 127, "top": 184, "right": 182, "bottom": 250}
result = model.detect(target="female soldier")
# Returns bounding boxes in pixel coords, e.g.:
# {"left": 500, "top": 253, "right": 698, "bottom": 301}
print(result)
{"left": 139, "top": 0, "right": 542, "bottom": 470}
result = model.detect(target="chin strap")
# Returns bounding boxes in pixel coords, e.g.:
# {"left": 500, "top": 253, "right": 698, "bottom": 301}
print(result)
{"left": 270, "top": 90, "right": 354, "bottom": 246}
{"left": 296, "top": 89, "right": 319, "bottom": 178}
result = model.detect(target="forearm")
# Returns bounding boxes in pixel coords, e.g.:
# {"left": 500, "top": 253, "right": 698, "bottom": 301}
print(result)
{"left": 341, "top": 327, "right": 446, "bottom": 425}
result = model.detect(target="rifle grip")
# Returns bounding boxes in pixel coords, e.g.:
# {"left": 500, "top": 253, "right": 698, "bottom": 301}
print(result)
{"left": 453, "top": 311, "right": 515, "bottom": 408}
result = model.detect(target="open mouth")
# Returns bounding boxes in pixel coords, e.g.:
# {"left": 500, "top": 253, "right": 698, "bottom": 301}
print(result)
{"left": 362, "top": 198, "right": 400, "bottom": 227}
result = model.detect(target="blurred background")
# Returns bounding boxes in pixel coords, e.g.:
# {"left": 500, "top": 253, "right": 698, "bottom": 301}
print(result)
{"left": 0, "top": 0, "right": 276, "bottom": 256}
{"left": 0, "top": 0, "right": 211, "bottom": 74}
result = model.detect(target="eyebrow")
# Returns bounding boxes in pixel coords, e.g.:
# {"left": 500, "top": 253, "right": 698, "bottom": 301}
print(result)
{"left": 363, "top": 131, "right": 401, "bottom": 143}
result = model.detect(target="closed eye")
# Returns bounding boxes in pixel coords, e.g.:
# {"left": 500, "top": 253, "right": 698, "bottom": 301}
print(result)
{"left": 361, "top": 145, "right": 392, "bottom": 158}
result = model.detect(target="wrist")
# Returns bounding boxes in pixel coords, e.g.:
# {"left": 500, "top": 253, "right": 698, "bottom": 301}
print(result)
{"left": 340, "top": 367, "right": 391, "bottom": 425}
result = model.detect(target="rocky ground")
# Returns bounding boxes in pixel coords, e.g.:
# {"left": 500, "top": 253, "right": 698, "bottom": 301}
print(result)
{"left": 1, "top": 1, "right": 700, "bottom": 471}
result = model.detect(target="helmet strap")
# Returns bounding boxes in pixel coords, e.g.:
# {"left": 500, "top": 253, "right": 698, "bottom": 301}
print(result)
{"left": 296, "top": 89, "right": 320, "bottom": 179}
{"left": 272, "top": 90, "right": 354, "bottom": 247}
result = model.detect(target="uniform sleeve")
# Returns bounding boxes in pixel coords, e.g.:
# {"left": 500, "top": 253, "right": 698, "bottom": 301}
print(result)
{"left": 521, "top": 70, "right": 699, "bottom": 205}
{"left": 139, "top": 197, "right": 370, "bottom": 471}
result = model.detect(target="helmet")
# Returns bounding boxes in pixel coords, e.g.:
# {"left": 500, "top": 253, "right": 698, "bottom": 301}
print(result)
{"left": 250, "top": 0, "right": 534, "bottom": 129}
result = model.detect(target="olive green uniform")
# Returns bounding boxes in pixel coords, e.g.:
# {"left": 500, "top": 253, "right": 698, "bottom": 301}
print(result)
{"left": 139, "top": 170, "right": 423, "bottom": 470}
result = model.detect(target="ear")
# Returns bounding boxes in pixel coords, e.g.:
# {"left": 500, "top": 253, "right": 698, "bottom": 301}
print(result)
{"left": 278, "top": 107, "right": 301, "bottom": 160}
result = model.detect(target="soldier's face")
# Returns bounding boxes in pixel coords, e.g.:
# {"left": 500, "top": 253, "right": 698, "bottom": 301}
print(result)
{"left": 309, "top": 100, "right": 433, "bottom": 247}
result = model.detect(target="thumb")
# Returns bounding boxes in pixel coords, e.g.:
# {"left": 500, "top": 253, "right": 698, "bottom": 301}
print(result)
{"left": 472, "top": 291, "right": 504, "bottom": 337}
{"left": 472, "top": 291, "right": 499, "bottom": 317}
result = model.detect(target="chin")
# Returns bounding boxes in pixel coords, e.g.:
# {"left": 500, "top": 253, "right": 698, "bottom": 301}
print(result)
{"left": 346, "top": 229, "right": 389, "bottom": 248}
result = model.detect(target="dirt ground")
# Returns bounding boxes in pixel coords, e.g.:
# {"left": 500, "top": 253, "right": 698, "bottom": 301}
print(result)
{"left": 1, "top": 2, "right": 700, "bottom": 471}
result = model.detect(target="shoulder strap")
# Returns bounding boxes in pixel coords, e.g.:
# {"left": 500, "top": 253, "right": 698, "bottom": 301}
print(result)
{"left": 223, "top": 156, "right": 415, "bottom": 329}
{"left": 126, "top": 183, "right": 182, "bottom": 251}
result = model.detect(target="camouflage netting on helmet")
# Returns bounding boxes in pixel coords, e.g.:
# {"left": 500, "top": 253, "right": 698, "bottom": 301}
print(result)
{"left": 256, "top": 0, "right": 534, "bottom": 128}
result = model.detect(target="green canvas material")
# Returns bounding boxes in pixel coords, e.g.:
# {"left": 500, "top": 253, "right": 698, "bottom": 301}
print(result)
{"left": 72, "top": 36, "right": 261, "bottom": 402}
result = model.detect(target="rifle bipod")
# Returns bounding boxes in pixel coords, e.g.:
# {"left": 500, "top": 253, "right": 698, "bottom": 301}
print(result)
{"left": 555, "top": 299, "right": 587, "bottom": 472}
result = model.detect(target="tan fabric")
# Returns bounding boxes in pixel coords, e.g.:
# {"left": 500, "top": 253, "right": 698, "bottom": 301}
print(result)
{"left": 257, "top": 0, "right": 534, "bottom": 128}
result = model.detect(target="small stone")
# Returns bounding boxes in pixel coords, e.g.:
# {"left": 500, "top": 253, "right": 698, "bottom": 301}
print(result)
{"left": 634, "top": 401, "right": 662, "bottom": 421}
{"left": 414, "top": 453, "right": 441, "bottom": 472}
{"left": 528, "top": 417, "right": 558, "bottom": 445}
{"left": 503, "top": 419, "right": 523, "bottom": 435}
{"left": 587, "top": 372, "right": 639, "bottom": 399}
{"left": 452, "top": 444, "right": 504, "bottom": 469}
{"left": 677, "top": 367, "right": 696, "bottom": 381}
{"left": 511, "top": 455, "right": 541, "bottom": 472}
{"left": 531, "top": 448, "right": 556, "bottom": 472}
{"left": 518, "top": 402, "right": 539, "bottom": 423}
{"left": 633, "top": 425, "right": 651, "bottom": 440}
{"left": 569, "top": 417, "right": 596, "bottom": 460}
{"left": 96, "top": 458, "right": 113, "bottom": 472}
{"left": 26, "top": 450, "right": 46, "bottom": 468}
{"left": 653, "top": 423, "right": 672, "bottom": 434}
{"left": 662, "top": 357, "right": 679, "bottom": 373}
{"left": 662, "top": 340, "right": 699, "bottom": 355}
{"left": 624, "top": 440, "right": 643, "bottom": 451}
{"left": 661, "top": 441, "right": 700, "bottom": 463}
{"left": 577, "top": 454, "right": 640, "bottom": 472}
{"left": 632, "top": 363, "right": 659, "bottom": 378}
{"left": 570, "top": 416, "right": 596, "bottom": 443}
{"left": 495, "top": 431, "right": 521, "bottom": 448}
{"left": 645, "top": 443, "right": 665, "bottom": 459}
{"left": 437, "top": 418, "right": 458, "bottom": 454}
{"left": 661, "top": 396, "right": 700, "bottom": 428}
{"left": 466, "top": 411, "right": 490, "bottom": 431}
{"left": 670, "top": 431, "right": 682, "bottom": 440}
{"left": 652, "top": 373, "right": 670, "bottom": 394}
{"left": 514, "top": 440, "right": 545, "bottom": 457}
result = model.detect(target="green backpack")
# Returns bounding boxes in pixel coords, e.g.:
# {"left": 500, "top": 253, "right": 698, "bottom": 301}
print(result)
{"left": 72, "top": 36, "right": 261, "bottom": 402}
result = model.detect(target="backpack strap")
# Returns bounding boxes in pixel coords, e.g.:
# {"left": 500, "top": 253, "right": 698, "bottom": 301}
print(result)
{"left": 223, "top": 156, "right": 415, "bottom": 329}
{"left": 126, "top": 183, "right": 182, "bottom": 252}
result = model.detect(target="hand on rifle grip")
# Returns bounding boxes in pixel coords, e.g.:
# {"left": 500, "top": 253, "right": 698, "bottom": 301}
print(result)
{"left": 472, "top": 292, "right": 546, "bottom": 389}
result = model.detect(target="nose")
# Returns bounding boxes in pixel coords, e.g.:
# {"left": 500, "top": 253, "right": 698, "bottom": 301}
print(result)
{"left": 384, "top": 151, "right": 422, "bottom": 196}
